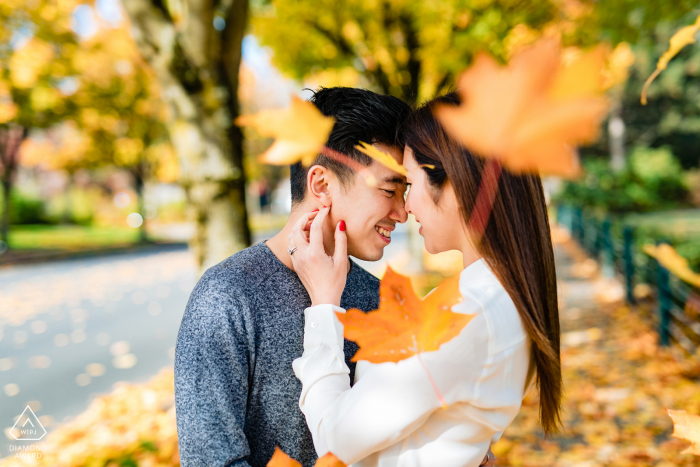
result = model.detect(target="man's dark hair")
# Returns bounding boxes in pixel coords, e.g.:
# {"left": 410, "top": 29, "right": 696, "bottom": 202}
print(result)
{"left": 290, "top": 87, "right": 411, "bottom": 205}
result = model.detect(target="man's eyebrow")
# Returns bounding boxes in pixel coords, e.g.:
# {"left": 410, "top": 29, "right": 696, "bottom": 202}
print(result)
{"left": 381, "top": 176, "right": 407, "bottom": 185}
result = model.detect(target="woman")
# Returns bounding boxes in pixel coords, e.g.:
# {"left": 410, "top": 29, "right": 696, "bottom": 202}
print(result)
{"left": 287, "top": 93, "right": 561, "bottom": 466}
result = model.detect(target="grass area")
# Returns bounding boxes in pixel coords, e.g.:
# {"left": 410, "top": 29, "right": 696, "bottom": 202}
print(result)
{"left": 623, "top": 208, "right": 700, "bottom": 237}
{"left": 4, "top": 213, "right": 288, "bottom": 252}
{"left": 7, "top": 224, "right": 144, "bottom": 250}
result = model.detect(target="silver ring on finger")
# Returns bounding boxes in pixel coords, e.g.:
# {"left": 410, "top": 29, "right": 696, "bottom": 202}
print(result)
{"left": 287, "top": 246, "right": 298, "bottom": 255}
{"left": 480, "top": 452, "right": 491, "bottom": 466}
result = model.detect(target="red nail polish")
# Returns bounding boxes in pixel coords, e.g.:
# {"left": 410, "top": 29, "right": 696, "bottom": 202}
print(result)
{"left": 312, "top": 209, "right": 319, "bottom": 212}
{"left": 323, "top": 206, "right": 327, "bottom": 208}
{"left": 339, "top": 220, "right": 346, "bottom": 231}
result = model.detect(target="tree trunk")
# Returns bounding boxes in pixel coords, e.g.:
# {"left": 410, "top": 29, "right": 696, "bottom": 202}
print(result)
{"left": 0, "top": 124, "right": 27, "bottom": 250}
{"left": 122, "top": 0, "right": 251, "bottom": 273}
{"left": 133, "top": 167, "right": 148, "bottom": 243}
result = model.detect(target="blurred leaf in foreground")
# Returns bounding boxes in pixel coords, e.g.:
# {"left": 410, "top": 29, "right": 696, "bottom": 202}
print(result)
{"left": 668, "top": 409, "right": 700, "bottom": 456}
{"left": 236, "top": 95, "right": 335, "bottom": 166}
{"left": 355, "top": 141, "right": 407, "bottom": 176}
{"left": 643, "top": 243, "right": 700, "bottom": 288}
{"left": 435, "top": 38, "right": 610, "bottom": 178}
{"left": 338, "top": 267, "right": 468, "bottom": 364}
{"left": 641, "top": 14, "right": 700, "bottom": 105}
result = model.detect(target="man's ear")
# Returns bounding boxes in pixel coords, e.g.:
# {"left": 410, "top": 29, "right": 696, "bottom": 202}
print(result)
{"left": 307, "top": 164, "right": 334, "bottom": 206}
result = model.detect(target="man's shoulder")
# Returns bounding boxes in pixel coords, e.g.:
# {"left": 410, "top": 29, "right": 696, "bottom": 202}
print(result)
{"left": 200, "top": 242, "right": 282, "bottom": 289}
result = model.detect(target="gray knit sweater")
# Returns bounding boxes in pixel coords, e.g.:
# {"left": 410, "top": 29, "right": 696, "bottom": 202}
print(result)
{"left": 175, "top": 241, "right": 380, "bottom": 467}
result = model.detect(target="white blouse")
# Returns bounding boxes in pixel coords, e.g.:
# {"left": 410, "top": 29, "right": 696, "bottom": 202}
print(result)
{"left": 292, "top": 258, "right": 535, "bottom": 467}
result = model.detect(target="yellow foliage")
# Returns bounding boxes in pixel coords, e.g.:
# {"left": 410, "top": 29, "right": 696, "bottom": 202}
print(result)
{"left": 114, "top": 137, "right": 145, "bottom": 167}
{"left": 9, "top": 38, "right": 54, "bottom": 89}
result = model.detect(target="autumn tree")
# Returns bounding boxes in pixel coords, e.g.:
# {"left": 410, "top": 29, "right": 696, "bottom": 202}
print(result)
{"left": 120, "top": 0, "right": 251, "bottom": 271}
{"left": 252, "top": 0, "right": 698, "bottom": 104}
{"left": 0, "top": 0, "right": 83, "bottom": 247}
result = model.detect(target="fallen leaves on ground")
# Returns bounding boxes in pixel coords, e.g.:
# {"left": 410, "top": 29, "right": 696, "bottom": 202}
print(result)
{"left": 0, "top": 368, "right": 178, "bottom": 466}
{"left": 643, "top": 243, "right": 700, "bottom": 288}
{"left": 337, "top": 267, "right": 469, "bottom": 364}
{"left": 236, "top": 95, "right": 335, "bottom": 166}
{"left": 668, "top": 410, "right": 700, "bottom": 455}
{"left": 434, "top": 38, "right": 609, "bottom": 178}
{"left": 493, "top": 238, "right": 700, "bottom": 467}
{"left": 642, "top": 14, "right": 700, "bottom": 105}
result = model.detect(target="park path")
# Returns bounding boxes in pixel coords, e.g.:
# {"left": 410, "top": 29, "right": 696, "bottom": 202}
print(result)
{"left": 495, "top": 226, "right": 700, "bottom": 467}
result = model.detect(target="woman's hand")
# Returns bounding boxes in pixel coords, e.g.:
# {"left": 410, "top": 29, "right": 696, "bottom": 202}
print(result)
{"left": 480, "top": 447, "right": 496, "bottom": 466}
{"left": 289, "top": 206, "right": 348, "bottom": 307}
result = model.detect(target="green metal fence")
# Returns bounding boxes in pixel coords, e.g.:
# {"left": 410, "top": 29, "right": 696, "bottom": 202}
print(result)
{"left": 556, "top": 205, "right": 700, "bottom": 353}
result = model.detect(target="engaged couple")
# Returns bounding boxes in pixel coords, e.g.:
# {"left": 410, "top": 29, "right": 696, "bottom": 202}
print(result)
{"left": 174, "top": 86, "right": 561, "bottom": 467}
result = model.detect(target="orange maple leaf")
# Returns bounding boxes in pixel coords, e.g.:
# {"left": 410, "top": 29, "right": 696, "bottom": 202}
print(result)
{"left": 266, "top": 448, "right": 346, "bottom": 467}
{"left": 314, "top": 453, "right": 346, "bottom": 467}
{"left": 434, "top": 38, "right": 608, "bottom": 178}
{"left": 266, "top": 447, "right": 301, "bottom": 467}
{"left": 236, "top": 95, "right": 335, "bottom": 166}
{"left": 667, "top": 409, "right": 700, "bottom": 456}
{"left": 337, "top": 267, "right": 470, "bottom": 364}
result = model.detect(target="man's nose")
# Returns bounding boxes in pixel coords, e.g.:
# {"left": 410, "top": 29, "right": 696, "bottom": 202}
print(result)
{"left": 390, "top": 197, "right": 409, "bottom": 224}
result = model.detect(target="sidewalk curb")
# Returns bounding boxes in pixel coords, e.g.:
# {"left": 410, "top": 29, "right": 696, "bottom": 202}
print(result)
{"left": 0, "top": 241, "right": 190, "bottom": 268}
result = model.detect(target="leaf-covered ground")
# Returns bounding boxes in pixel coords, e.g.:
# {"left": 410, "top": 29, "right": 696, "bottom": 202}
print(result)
{"left": 495, "top": 228, "right": 700, "bottom": 466}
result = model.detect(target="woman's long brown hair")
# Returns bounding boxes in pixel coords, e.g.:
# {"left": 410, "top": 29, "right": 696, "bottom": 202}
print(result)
{"left": 400, "top": 93, "right": 562, "bottom": 436}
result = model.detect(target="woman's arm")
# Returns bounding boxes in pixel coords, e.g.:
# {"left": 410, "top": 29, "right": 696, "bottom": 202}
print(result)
{"left": 293, "top": 302, "right": 518, "bottom": 466}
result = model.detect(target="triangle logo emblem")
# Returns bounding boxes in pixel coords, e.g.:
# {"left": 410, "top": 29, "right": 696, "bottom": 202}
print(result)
{"left": 9, "top": 406, "right": 47, "bottom": 441}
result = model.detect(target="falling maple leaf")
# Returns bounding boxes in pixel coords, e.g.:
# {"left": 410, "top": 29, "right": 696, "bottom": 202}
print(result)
{"left": 266, "top": 447, "right": 301, "bottom": 467}
{"left": 236, "top": 95, "right": 335, "bottom": 166}
{"left": 355, "top": 141, "right": 407, "bottom": 176}
{"left": 434, "top": 38, "right": 609, "bottom": 178}
{"left": 642, "top": 243, "right": 700, "bottom": 288}
{"left": 314, "top": 453, "right": 346, "bottom": 467}
{"left": 266, "top": 448, "right": 346, "bottom": 467}
{"left": 642, "top": 14, "right": 700, "bottom": 105}
{"left": 667, "top": 409, "right": 700, "bottom": 456}
{"left": 337, "top": 267, "right": 470, "bottom": 364}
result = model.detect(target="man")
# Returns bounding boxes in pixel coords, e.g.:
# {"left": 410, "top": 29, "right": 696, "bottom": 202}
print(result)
{"left": 174, "top": 87, "right": 411, "bottom": 467}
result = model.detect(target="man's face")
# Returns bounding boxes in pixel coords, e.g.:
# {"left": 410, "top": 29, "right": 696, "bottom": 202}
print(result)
{"left": 328, "top": 144, "right": 408, "bottom": 261}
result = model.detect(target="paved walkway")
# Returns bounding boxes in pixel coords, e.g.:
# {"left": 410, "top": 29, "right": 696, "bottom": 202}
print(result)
{"left": 495, "top": 227, "right": 700, "bottom": 467}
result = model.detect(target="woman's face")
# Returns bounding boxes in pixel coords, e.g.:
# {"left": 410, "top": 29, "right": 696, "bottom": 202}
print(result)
{"left": 403, "top": 146, "right": 465, "bottom": 255}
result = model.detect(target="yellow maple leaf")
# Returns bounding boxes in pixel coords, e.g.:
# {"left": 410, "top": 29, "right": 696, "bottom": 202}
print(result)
{"left": 355, "top": 141, "right": 407, "bottom": 176}
{"left": 642, "top": 14, "right": 700, "bottom": 105}
{"left": 667, "top": 409, "right": 700, "bottom": 456}
{"left": 642, "top": 243, "right": 700, "bottom": 288}
{"left": 236, "top": 95, "right": 335, "bottom": 166}
{"left": 337, "top": 267, "right": 470, "bottom": 364}
{"left": 434, "top": 38, "right": 608, "bottom": 178}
